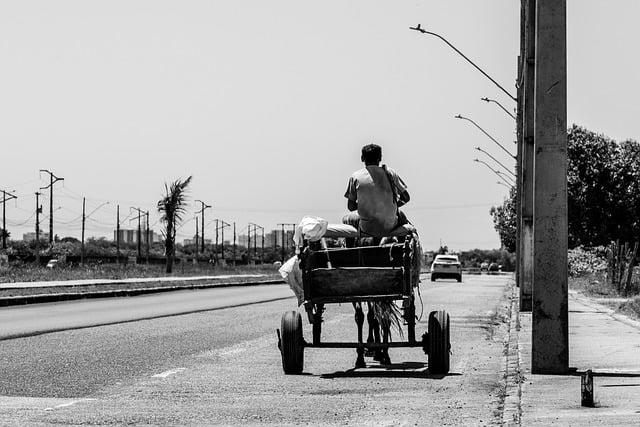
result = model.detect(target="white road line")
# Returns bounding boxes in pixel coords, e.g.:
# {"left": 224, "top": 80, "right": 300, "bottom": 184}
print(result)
{"left": 203, "top": 313, "right": 351, "bottom": 359}
{"left": 44, "top": 398, "right": 96, "bottom": 411}
{"left": 152, "top": 368, "right": 186, "bottom": 378}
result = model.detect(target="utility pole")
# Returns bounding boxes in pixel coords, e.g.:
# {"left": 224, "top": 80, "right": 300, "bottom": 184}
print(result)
{"left": 81, "top": 197, "right": 86, "bottom": 265}
{"left": 0, "top": 190, "right": 17, "bottom": 250}
{"left": 146, "top": 211, "right": 150, "bottom": 263}
{"left": 215, "top": 219, "right": 219, "bottom": 258}
{"left": 520, "top": 0, "right": 536, "bottom": 313}
{"left": 195, "top": 200, "right": 211, "bottom": 253}
{"left": 116, "top": 205, "right": 120, "bottom": 263}
{"left": 130, "top": 207, "right": 144, "bottom": 260}
{"left": 195, "top": 216, "right": 199, "bottom": 259}
{"left": 247, "top": 223, "right": 251, "bottom": 264}
{"left": 277, "top": 223, "right": 296, "bottom": 261}
{"left": 531, "top": 0, "right": 568, "bottom": 374}
{"left": 35, "top": 192, "right": 42, "bottom": 264}
{"left": 233, "top": 222, "right": 236, "bottom": 265}
{"left": 249, "top": 223, "right": 264, "bottom": 263}
{"left": 215, "top": 220, "right": 230, "bottom": 260}
{"left": 39, "top": 169, "right": 64, "bottom": 244}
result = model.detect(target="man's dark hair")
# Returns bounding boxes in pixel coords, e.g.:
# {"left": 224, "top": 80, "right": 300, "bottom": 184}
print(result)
{"left": 361, "top": 144, "right": 382, "bottom": 164}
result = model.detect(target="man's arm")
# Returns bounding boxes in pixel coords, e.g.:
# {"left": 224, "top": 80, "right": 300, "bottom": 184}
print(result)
{"left": 345, "top": 176, "right": 358, "bottom": 211}
{"left": 397, "top": 190, "right": 410, "bottom": 207}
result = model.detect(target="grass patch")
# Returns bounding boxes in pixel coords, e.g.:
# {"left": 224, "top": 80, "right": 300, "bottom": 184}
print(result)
{"left": 0, "top": 262, "right": 279, "bottom": 284}
{"left": 618, "top": 296, "right": 640, "bottom": 321}
{"left": 569, "top": 271, "right": 619, "bottom": 297}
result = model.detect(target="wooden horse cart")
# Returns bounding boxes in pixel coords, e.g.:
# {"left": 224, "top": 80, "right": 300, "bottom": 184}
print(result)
{"left": 277, "top": 233, "right": 451, "bottom": 374}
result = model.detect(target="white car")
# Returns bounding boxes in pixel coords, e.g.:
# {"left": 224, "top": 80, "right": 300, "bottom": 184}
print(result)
{"left": 430, "top": 254, "right": 462, "bottom": 282}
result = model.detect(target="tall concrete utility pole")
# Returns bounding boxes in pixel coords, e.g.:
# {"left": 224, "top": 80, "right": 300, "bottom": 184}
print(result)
{"left": 519, "top": 0, "right": 536, "bottom": 313}
{"left": 215, "top": 220, "right": 230, "bottom": 260}
{"left": 195, "top": 200, "right": 211, "bottom": 253}
{"left": 0, "top": 190, "right": 17, "bottom": 249}
{"left": 233, "top": 222, "right": 236, "bottom": 265}
{"left": 35, "top": 192, "right": 42, "bottom": 264}
{"left": 81, "top": 197, "right": 86, "bottom": 265}
{"left": 130, "top": 207, "right": 144, "bottom": 260}
{"left": 116, "top": 205, "right": 120, "bottom": 263}
{"left": 278, "top": 223, "right": 296, "bottom": 261}
{"left": 195, "top": 216, "right": 199, "bottom": 259}
{"left": 532, "top": 0, "right": 568, "bottom": 374}
{"left": 145, "top": 211, "right": 150, "bottom": 263}
{"left": 247, "top": 223, "right": 251, "bottom": 263}
{"left": 39, "top": 169, "right": 64, "bottom": 244}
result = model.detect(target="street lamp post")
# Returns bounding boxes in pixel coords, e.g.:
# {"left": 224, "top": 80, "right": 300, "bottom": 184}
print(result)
{"left": 475, "top": 146, "right": 516, "bottom": 177}
{"left": 474, "top": 159, "right": 515, "bottom": 187}
{"left": 410, "top": 24, "right": 517, "bottom": 102}
{"left": 481, "top": 97, "right": 516, "bottom": 120}
{"left": 497, "top": 181, "right": 514, "bottom": 190}
{"left": 455, "top": 114, "right": 516, "bottom": 159}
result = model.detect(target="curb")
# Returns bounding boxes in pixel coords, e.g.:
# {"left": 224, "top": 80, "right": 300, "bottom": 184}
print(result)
{"left": 501, "top": 284, "right": 523, "bottom": 426}
{"left": 0, "top": 279, "right": 286, "bottom": 307}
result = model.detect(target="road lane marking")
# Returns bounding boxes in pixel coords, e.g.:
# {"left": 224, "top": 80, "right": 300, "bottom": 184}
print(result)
{"left": 44, "top": 398, "right": 96, "bottom": 411}
{"left": 152, "top": 368, "right": 186, "bottom": 378}
{"left": 202, "top": 313, "right": 351, "bottom": 359}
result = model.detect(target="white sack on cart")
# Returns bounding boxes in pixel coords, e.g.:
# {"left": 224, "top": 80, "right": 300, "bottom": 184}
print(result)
{"left": 279, "top": 255, "right": 304, "bottom": 306}
{"left": 293, "top": 216, "right": 328, "bottom": 253}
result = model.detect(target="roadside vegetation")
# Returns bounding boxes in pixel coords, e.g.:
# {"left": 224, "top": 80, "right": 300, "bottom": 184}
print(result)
{"left": 489, "top": 125, "right": 640, "bottom": 319}
{"left": 568, "top": 246, "right": 640, "bottom": 320}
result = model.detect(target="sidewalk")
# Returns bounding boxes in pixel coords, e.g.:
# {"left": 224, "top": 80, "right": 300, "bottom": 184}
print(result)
{"left": 517, "top": 291, "right": 640, "bottom": 425}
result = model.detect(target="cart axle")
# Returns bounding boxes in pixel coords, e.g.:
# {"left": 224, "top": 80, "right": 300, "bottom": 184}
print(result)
{"left": 304, "top": 341, "right": 423, "bottom": 349}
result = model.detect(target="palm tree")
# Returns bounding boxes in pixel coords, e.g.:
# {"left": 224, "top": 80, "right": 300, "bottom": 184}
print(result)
{"left": 157, "top": 176, "right": 192, "bottom": 273}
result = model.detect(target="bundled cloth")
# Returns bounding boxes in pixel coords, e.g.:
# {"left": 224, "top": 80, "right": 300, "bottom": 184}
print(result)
{"left": 279, "top": 255, "right": 304, "bottom": 306}
{"left": 292, "top": 216, "right": 328, "bottom": 253}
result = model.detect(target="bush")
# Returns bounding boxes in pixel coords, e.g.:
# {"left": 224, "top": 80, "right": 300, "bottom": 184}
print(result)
{"left": 568, "top": 246, "right": 607, "bottom": 277}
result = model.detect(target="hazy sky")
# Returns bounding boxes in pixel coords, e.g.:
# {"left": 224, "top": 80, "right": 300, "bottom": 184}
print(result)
{"left": 1, "top": 1, "right": 639, "bottom": 249}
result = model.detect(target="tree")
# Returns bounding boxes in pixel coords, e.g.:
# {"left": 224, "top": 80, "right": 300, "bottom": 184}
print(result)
{"left": 489, "top": 186, "right": 517, "bottom": 252}
{"left": 157, "top": 176, "right": 192, "bottom": 273}
{"left": 490, "top": 125, "right": 640, "bottom": 250}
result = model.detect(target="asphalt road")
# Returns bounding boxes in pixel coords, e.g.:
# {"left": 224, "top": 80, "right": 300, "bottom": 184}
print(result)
{"left": 0, "top": 274, "right": 513, "bottom": 425}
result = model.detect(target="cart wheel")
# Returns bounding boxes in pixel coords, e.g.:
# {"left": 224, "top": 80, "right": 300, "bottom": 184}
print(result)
{"left": 280, "top": 311, "right": 304, "bottom": 374}
{"left": 428, "top": 310, "right": 450, "bottom": 374}
{"left": 456, "top": 274, "right": 462, "bottom": 283}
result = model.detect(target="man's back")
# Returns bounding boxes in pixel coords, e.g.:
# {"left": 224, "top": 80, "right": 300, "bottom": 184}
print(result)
{"left": 344, "top": 165, "right": 406, "bottom": 236}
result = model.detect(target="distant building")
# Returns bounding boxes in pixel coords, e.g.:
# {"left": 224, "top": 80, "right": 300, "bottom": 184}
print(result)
{"left": 183, "top": 237, "right": 212, "bottom": 246}
{"left": 23, "top": 232, "right": 50, "bottom": 242}
{"left": 114, "top": 228, "right": 162, "bottom": 244}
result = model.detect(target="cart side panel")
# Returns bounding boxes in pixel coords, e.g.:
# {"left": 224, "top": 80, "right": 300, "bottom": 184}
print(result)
{"left": 307, "top": 245, "right": 405, "bottom": 269}
{"left": 308, "top": 267, "right": 404, "bottom": 300}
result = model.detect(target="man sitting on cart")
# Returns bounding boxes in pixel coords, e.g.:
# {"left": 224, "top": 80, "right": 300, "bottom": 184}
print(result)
{"left": 343, "top": 143, "right": 413, "bottom": 238}
{"left": 342, "top": 143, "right": 416, "bottom": 365}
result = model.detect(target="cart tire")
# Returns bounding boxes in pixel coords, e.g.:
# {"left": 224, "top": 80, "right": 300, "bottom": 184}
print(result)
{"left": 281, "top": 311, "right": 304, "bottom": 374}
{"left": 428, "top": 310, "right": 450, "bottom": 374}
{"left": 456, "top": 274, "right": 462, "bottom": 283}
{"left": 430, "top": 274, "right": 436, "bottom": 282}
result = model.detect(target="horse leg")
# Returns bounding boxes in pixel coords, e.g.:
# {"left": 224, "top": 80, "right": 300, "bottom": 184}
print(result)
{"left": 365, "top": 302, "right": 376, "bottom": 357}
{"left": 379, "top": 317, "right": 392, "bottom": 365}
{"left": 353, "top": 302, "right": 366, "bottom": 368}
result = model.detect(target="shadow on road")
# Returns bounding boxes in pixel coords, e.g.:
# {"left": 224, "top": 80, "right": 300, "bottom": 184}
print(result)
{"left": 318, "top": 361, "right": 461, "bottom": 380}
